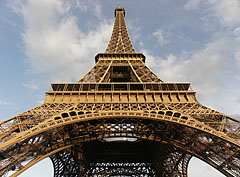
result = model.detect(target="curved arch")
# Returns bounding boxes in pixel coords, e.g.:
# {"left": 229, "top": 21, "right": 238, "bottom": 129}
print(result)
{"left": 10, "top": 145, "right": 72, "bottom": 177}
{"left": 1, "top": 110, "right": 239, "bottom": 151}
{"left": 1, "top": 112, "right": 240, "bottom": 176}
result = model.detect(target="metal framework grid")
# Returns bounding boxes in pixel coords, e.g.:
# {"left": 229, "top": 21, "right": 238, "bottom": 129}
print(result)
{"left": 0, "top": 7, "right": 239, "bottom": 177}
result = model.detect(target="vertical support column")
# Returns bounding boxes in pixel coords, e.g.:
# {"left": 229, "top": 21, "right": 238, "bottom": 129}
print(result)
{"left": 50, "top": 150, "right": 80, "bottom": 177}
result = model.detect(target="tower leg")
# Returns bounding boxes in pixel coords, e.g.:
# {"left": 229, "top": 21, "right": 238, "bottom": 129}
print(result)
{"left": 50, "top": 150, "right": 80, "bottom": 177}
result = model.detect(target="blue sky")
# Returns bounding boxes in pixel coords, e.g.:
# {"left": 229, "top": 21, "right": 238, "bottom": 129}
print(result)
{"left": 1, "top": 0, "right": 240, "bottom": 176}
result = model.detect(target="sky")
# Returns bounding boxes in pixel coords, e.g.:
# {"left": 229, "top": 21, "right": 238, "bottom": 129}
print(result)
{"left": 1, "top": 0, "right": 240, "bottom": 176}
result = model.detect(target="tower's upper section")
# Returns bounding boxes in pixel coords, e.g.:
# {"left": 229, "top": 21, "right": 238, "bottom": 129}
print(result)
{"left": 105, "top": 7, "right": 136, "bottom": 53}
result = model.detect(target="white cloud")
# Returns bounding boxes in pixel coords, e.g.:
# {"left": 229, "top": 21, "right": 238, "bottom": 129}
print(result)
{"left": 152, "top": 29, "right": 169, "bottom": 46}
{"left": 235, "top": 95, "right": 240, "bottom": 104}
{"left": 37, "top": 100, "right": 44, "bottom": 105}
{"left": 234, "top": 27, "right": 240, "bottom": 35}
{"left": 23, "top": 82, "right": 39, "bottom": 90}
{"left": 235, "top": 51, "right": 240, "bottom": 68}
{"left": 127, "top": 19, "right": 141, "bottom": 45}
{"left": 233, "top": 27, "right": 240, "bottom": 68}
{"left": 184, "top": 0, "right": 203, "bottom": 10}
{"left": 11, "top": 0, "right": 112, "bottom": 82}
{"left": 184, "top": 0, "right": 240, "bottom": 27}
{"left": 0, "top": 101, "right": 12, "bottom": 105}
{"left": 210, "top": 0, "right": 240, "bottom": 27}
{"left": 73, "top": 0, "right": 102, "bottom": 18}
{"left": 143, "top": 36, "right": 239, "bottom": 110}
{"left": 234, "top": 27, "right": 240, "bottom": 41}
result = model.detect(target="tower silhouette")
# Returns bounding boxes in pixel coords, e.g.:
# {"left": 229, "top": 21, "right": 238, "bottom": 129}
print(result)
{"left": 0, "top": 7, "right": 240, "bottom": 177}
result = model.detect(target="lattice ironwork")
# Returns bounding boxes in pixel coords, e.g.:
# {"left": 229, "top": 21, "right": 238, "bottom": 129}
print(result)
{"left": 105, "top": 8, "right": 135, "bottom": 53}
{"left": 51, "top": 150, "right": 80, "bottom": 177}
{"left": 0, "top": 7, "right": 239, "bottom": 177}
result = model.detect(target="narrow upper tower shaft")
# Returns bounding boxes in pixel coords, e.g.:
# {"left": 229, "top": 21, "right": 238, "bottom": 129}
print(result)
{"left": 105, "top": 7, "right": 136, "bottom": 53}
{"left": 79, "top": 7, "right": 163, "bottom": 83}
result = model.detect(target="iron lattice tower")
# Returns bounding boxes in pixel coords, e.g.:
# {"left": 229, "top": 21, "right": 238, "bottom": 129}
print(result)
{"left": 0, "top": 7, "right": 240, "bottom": 177}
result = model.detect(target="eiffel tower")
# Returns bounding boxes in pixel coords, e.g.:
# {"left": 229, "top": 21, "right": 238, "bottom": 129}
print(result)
{"left": 1, "top": 7, "right": 240, "bottom": 177}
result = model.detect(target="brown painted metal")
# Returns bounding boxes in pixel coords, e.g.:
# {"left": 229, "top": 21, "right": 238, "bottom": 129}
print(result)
{"left": 0, "top": 7, "right": 240, "bottom": 177}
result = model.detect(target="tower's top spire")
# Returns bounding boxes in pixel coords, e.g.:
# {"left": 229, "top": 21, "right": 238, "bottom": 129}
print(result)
{"left": 105, "top": 7, "right": 136, "bottom": 53}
